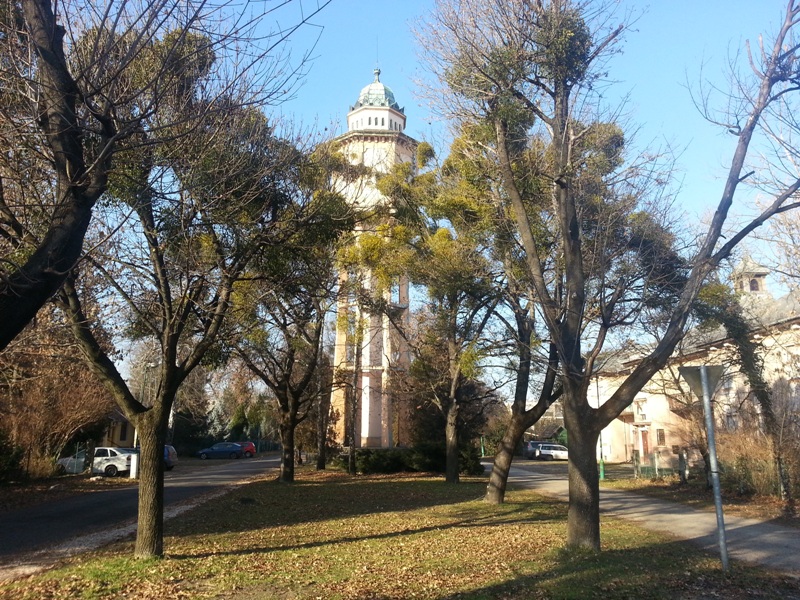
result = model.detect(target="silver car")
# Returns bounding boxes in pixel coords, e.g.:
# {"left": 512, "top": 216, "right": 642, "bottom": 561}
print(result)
{"left": 57, "top": 447, "right": 137, "bottom": 476}
{"left": 537, "top": 444, "right": 569, "bottom": 461}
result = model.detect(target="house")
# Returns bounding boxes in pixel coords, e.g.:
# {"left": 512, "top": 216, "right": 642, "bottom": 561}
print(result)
{"left": 101, "top": 410, "right": 136, "bottom": 448}
{"left": 593, "top": 260, "right": 800, "bottom": 468}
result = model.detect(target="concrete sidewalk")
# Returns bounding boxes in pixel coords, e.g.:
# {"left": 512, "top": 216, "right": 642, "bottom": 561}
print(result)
{"left": 506, "top": 465, "right": 800, "bottom": 576}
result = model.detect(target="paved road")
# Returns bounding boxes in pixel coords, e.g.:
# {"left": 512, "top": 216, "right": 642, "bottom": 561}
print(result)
{"left": 0, "top": 456, "right": 279, "bottom": 560}
{"left": 507, "top": 461, "right": 800, "bottom": 576}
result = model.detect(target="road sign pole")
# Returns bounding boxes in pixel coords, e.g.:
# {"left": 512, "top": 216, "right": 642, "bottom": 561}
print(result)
{"left": 699, "top": 365, "right": 730, "bottom": 572}
{"left": 679, "top": 365, "right": 729, "bottom": 572}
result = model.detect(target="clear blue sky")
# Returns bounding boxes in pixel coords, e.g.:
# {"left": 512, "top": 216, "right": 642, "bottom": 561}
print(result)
{"left": 277, "top": 1, "right": 789, "bottom": 220}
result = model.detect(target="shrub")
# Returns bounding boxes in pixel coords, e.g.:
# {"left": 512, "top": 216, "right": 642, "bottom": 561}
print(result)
{"left": 409, "top": 441, "right": 484, "bottom": 476}
{"left": 480, "top": 422, "right": 508, "bottom": 457}
{"left": 355, "top": 448, "right": 411, "bottom": 474}
{"left": 460, "top": 444, "right": 485, "bottom": 476}
{"left": 720, "top": 455, "right": 776, "bottom": 497}
{"left": 332, "top": 444, "right": 484, "bottom": 476}
{"left": 0, "top": 432, "right": 24, "bottom": 483}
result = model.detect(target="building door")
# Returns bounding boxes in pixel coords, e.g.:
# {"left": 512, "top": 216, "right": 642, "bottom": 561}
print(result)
{"left": 641, "top": 429, "right": 650, "bottom": 456}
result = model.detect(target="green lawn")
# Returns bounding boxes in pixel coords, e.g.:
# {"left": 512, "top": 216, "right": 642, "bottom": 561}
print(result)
{"left": 2, "top": 469, "right": 799, "bottom": 599}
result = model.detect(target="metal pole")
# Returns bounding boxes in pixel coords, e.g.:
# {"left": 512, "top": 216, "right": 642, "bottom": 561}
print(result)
{"left": 596, "top": 376, "right": 605, "bottom": 480}
{"left": 700, "top": 365, "right": 730, "bottom": 571}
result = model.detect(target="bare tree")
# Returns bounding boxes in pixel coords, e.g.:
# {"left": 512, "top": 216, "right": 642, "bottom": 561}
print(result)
{"left": 0, "top": 302, "right": 114, "bottom": 476}
{"left": 360, "top": 147, "right": 502, "bottom": 483}
{"left": 233, "top": 247, "right": 342, "bottom": 483}
{"left": 419, "top": 0, "right": 800, "bottom": 549}
{"left": 442, "top": 132, "right": 562, "bottom": 501}
{"left": 58, "top": 102, "right": 336, "bottom": 559}
{"left": 0, "top": 0, "right": 331, "bottom": 350}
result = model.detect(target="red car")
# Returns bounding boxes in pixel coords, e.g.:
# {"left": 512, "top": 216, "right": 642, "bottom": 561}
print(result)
{"left": 237, "top": 441, "right": 256, "bottom": 457}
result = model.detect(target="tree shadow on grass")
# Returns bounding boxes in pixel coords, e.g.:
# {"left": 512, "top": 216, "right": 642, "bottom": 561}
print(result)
{"left": 161, "top": 473, "right": 800, "bottom": 599}
{"left": 166, "top": 472, "right": 508, "bottom": 539}
{"left": 431, "top": 540, "right": 800, "bottom": 600}
{"left": 166, "top": 474, "right": 566, "bottom": 559}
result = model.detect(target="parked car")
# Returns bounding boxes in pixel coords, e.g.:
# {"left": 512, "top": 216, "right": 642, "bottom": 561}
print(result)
{"left": 164, "top": 444, "right": 178, "bottom": 470}
{"left": 522, "top": 441, "right": 546, "bottom": 459}
{"left": 196, "top": 442, "right": 243, "bottom": 460}
{"left": 57, "top": 447, "right": 137, "bottom": 476}
{"left": 236, "top": 441, "right": 256, "bottom": 458}
{"left": 536, "top": 444, "right": 569, "bottom": 461}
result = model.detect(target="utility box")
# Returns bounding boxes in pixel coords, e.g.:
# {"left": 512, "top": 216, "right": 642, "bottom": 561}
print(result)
{"left": 129, "top": 453, "right": 139, "bottom": 479}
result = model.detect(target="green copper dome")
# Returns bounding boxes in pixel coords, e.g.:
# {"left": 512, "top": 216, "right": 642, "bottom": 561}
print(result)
{"left": 352, "top": 69, "right": 403, "bottom": 112}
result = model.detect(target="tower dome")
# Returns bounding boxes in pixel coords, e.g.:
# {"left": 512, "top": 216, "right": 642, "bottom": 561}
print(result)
{"left": 353, "top": 69, "right": 401, "bottom": 110}
{"left": 347, "top": 69, "right": 406, "bottom": 133}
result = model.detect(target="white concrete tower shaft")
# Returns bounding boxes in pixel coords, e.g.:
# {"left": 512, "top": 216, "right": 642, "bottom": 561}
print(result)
{"left": 331, "top": 70, "right": 416, "bottom": 448}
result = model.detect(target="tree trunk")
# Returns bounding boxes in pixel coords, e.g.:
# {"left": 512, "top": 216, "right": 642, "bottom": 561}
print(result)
{"left": 774, "top": 449, "right": 795, "bottom": 515}
{"left": 348, "top": 378, "right": 357, "bottom": 475}
{"left": 764, "top": 417, "right": 794, "bottom": 514}
{"left": 317, "top": 390, "right": 330, "bottom": 470}
{"left": 485, "top": 418, "right": 527, "bottom": 504}
{"left": 1, "top": 0, "right": 111, "bottom": 352}
{"left": 445, "top": 400, "right": 460, "bottom": 484}
{"left": 485, "top": 328, "right": 553, "bottom": 504}
{"left": 134, "top": 417, "right": 166, "bottom": 558}
{"left": 565, "top": 408, "right": 601, "bottom": 550}
{"left": 279, "top": 419, "right": 295, "bottom": 483}
{"left": 348, "top": 350, "right": 361, "bottom": 475}
{"left": 700, "top": 449, "right": 712, "bottom": 489}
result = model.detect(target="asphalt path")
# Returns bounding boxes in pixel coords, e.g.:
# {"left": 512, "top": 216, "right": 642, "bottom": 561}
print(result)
{"left": 507, "top": 459, "right": 800, "bottom": 576}
{"left": 0, "top": 455, "right": 279, "bottom": 560}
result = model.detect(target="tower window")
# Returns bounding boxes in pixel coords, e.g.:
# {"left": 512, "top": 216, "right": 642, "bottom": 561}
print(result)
{"left": 750, "top": 278, "right": 760, "bottom": 292}
{"left": 381, "top": 118, "right": 385, "bottom": 126}
{"left": 368, "top": 117, "right": 372, "bottom": 126}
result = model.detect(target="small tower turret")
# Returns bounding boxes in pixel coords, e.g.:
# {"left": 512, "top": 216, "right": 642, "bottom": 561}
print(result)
{"left": 732, "top": 256, "right": 770, "bottom": 298}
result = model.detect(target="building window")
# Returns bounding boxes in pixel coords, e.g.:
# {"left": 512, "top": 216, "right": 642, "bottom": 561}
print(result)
{"left": 120, "top": 421, "right": 128, "bottom": 441}
{"left": 750, "top": 278, "right": 760, "bottom": 291}
{"left": 368, "top": 117, "right": 371, "bottom": 126}
{"left": 656, "top": 428, "right": 665, "bottom": 446}
{"left": 381, "top": 117, "right": 384, "bottom": 126}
